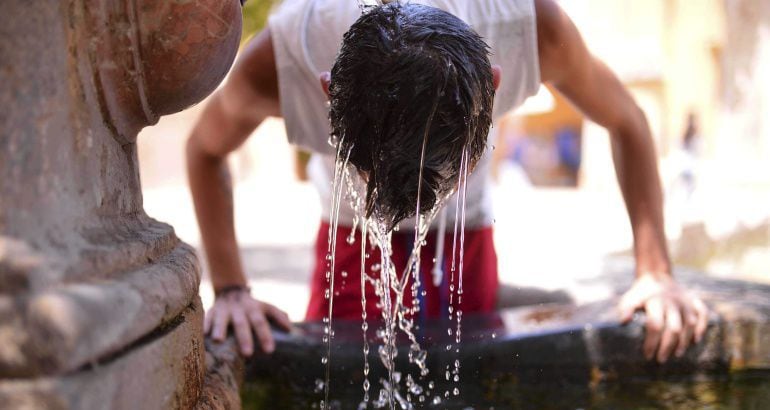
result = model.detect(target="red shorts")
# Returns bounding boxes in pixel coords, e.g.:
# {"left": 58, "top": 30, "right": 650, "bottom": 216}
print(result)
{"left": 306, "top": 221, "right": 499, "bottom": 321}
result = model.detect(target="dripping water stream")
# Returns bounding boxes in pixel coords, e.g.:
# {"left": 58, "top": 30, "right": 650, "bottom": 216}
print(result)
{"left": 323, "top": 153, "right": 471, "bottom": 408}
{"left": 322, "top": 139, "right": 352, "bottom": 410}
{"left": 324, "top": 4, "right": 474, "bottom": 406}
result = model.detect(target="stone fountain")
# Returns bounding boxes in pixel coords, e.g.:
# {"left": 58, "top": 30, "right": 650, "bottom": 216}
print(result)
{"left": 0, "top": 1, "right": 244, "bottom": 408}
{"left": 245, "top": 267, "right": 770, "bottom": 408}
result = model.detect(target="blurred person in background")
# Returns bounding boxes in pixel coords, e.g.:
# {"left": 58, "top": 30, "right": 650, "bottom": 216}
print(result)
{"left": 666, "top": 112, "right": 702, "bottom": 228}
{"left": 677, "top": 112, "right": 701, "bottom": 198}
{"left": 185, "top": 0, "right": 708, "bottom": 363}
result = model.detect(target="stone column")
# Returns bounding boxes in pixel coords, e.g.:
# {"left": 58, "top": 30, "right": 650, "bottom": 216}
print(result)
{"left": 0, "top": 1, "right": 242, "bottom": 409}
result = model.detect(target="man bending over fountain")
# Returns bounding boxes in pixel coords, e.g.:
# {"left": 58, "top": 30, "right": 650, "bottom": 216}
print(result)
{"left": 186, "top": 0, "right": 709, "bottom": 364}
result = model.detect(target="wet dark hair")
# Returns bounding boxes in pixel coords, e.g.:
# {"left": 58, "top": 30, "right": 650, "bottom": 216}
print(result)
{"left": 329, "top": 3, "right": 494, "bottom": 229}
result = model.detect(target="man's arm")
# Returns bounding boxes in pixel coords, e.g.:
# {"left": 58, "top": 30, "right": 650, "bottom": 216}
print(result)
{"left": 534, "top": 0, "right": 708, "bottom": 363}
{"left": 187, "top": 29, "right": 290, "bottom": 355}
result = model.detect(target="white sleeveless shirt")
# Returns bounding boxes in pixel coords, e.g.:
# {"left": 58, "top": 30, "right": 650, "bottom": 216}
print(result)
{"left": 269, "top": 0, "right": 540, "bottom": 229}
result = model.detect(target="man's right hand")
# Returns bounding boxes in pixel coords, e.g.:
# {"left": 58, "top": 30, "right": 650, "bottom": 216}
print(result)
{"left": 204, "top": 288, "right": 293, "bottom": 356}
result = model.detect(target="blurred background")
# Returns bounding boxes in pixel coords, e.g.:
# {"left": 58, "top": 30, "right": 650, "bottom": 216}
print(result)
{"left": 137, "top": 0, "right": 770, "bottom": 321}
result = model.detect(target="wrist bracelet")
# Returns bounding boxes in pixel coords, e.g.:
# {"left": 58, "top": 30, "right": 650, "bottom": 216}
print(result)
{"left": 215, "top": 284, "right": 251, "bottom": 298}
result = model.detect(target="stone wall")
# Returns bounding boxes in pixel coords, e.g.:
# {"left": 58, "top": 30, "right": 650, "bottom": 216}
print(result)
{"left": 0, "top": 1, "right": 243, "bottom": 408}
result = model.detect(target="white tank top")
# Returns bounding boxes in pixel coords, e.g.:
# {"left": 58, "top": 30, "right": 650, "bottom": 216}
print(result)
{"left": 269, "top": 0, "right": 540, "bottom": 229}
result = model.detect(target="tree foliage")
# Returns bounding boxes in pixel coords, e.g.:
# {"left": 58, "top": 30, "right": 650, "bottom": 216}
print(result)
{"left": 241, "top": 0, "right": 277, "bottom": 44}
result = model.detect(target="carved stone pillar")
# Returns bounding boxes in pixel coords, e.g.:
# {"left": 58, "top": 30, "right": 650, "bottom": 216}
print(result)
{"left": 0, "top": 1, "right": 242, "bottom": 408}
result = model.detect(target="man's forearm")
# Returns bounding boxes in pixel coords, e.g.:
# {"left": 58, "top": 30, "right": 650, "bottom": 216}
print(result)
{"left": 610, "top": 111, "right": 671, "bottom": 277}
{"left": 187, "top": 138, "right": 248, "bottom": 291}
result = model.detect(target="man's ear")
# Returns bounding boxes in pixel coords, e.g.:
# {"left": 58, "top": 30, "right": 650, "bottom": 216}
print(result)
{"left": 319, "top": 72, "right": 331, "bottom": 100}
{"left": 492, "top": 65, "right": 502, "bottom": 91}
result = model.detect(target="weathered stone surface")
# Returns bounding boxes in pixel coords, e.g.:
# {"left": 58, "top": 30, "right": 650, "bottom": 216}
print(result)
{"left": 0, "top": 302, "right": 205, "bottom": 410}
{"left": 0, "top": 241, "right": 200, "bottom": 377}
{"left": 1, "top": 0, "right": 243, "bottom": 407}
{"left": 196, "top": 339, "right": 244, "bottom": 410}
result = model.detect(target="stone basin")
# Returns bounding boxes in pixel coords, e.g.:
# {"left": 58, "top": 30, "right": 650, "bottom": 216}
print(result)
{"left": 243, "top": 270, "right": 770, "bottom": 408}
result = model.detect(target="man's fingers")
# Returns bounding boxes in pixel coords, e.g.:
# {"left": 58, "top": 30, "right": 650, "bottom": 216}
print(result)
{"left": 231, "top": 309, "right": 254, "bottom": 356}
{"left": 693, "top": 298, "right": 709, "bottom": 343}
{"left": 211, "top": 307, "right": 230, "bottom": 342}
{"left": 265, "top": 303, "right": 293, "bottom": 331}
{"left": 618, "top": 291, "right": 643, "bottom": 324}
{"left": 618, "top": 298, "right": 637, "bottom": 324}
{"left": 643, "top": 298, "right": 664, "bottom": 361}
{"left": 676, "top": 306, "right": 697, "bottom": 358}
{"left": 657, "top": 304, "right": 682, "bottom": 363}
{"left": 248, "top": 310, "right": 275, "bottom": 354}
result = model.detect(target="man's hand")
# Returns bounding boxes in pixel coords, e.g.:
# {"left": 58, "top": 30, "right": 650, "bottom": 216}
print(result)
{"left": 204, "top": 289, "right": 293, "bottom": 356}
{"left": 619, "top": 274, "right": 709, "bottom": 363}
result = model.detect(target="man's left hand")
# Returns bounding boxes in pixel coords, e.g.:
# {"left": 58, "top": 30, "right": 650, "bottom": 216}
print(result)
{"left": 618, "top": 274, "right": 709, "bottom": 363}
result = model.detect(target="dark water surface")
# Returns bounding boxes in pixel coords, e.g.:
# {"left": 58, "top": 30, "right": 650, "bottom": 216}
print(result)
{"left": 242, "top": 370, "right": 770, "bottom": 409}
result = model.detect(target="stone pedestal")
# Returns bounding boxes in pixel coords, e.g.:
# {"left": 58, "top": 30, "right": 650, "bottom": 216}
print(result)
{"left": 0, "top": 1, "right": 242, "bottom": 408}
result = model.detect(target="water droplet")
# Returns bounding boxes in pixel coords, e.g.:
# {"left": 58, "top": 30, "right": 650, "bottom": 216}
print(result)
{"left": 321, "top": 356, "right": 328, "bottom": 364}
{"left": 341, "top": 271, "right": 348, "bottom": 278}
{"left": 453, "top": 375, "right": 459, "bottom": 382}
{"left": 453, "top": 387, "right": 460, "bottom": 396}
{"left": 314, "top": 379, "right": 325, "bottom": 393}
{"left": 433, "top": 396, "right": 442, "bottom": 405}
{"left": 346, "top": 234, "right": 356, "bottom": 245}
{"left": 409, "top": 382, "right": 423, "bottom": 396}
